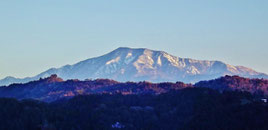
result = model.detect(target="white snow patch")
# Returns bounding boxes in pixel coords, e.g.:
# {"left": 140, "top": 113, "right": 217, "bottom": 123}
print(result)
{"left": 163, "top": 53, "right": 179, "bottom": 67}
{"left": 133, "top": 50, "right": 155, "bottom": 74}
{"left": 126, "top": 52, "right": 132, "bottom": 58}
{"left": 157, "top": 56, "right": 162, "bottom": 66}
{"left": 124, "top": 53, "right": 136, "bottom": 64}
{"left": 186, "top": 66, "right": 200, "bottom": 74}
{"left": 106, "top": 57, "right": 120, "bottom": 65}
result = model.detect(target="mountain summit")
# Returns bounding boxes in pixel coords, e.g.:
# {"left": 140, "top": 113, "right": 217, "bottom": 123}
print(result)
{"left": 1, "top": 47, "right": 267, "bottom": 86}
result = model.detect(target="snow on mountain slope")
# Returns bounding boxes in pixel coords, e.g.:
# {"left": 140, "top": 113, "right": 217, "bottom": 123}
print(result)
{"left": 1, "top": 47, "right": 267, "bottom": 86}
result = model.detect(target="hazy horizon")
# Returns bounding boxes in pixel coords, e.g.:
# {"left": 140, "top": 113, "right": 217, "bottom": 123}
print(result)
{"left": 1, "top": 0, "right": 268, "bottom": 79}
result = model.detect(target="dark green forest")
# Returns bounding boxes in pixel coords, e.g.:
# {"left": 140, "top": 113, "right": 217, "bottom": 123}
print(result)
{"left": 0, "top": 87, "right": 267, "bottom": 130}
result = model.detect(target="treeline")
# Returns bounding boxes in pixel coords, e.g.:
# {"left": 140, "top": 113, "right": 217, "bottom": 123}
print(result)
{"left": 1, "top": 75, "right": 268, "bottom": 102}
{"left": 0, "top": 87, "right": 267, "bottom": 130}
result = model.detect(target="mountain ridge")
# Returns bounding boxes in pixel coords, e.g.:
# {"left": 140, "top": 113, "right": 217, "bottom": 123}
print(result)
{"left": 1, "top": 47, "right": 267, "bottom": 86}
{"left": 0, "top": 74, "right": 267, "bottom": 102}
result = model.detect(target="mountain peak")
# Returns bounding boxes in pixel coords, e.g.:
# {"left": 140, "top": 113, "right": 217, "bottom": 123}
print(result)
{"left": 115, "top": 47, "right": 132, "bottom": 50}
{"left": 0, "top": 47, "right": 267, "bottom": 86}
{"left": 114, "top": 47, "right": 164, "bottom": 53}
{"left": 115, "top": 47, "right": 147, "bottom": 50}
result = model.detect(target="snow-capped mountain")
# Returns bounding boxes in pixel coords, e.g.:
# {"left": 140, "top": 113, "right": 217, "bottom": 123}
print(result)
{"left": 1, "top": 47, "right": 267, "bottom": 86}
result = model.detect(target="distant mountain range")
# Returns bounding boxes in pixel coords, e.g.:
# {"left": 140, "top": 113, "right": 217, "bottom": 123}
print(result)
{"left": 1, "top": 47, "right": 267, "bottom": 86}
{"left": 0, "top": 74, "right": 267, "bottom": 102}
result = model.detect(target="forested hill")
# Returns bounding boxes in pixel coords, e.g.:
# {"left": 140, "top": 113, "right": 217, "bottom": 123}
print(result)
{"left": 195, "top": 75, "right": 268, "bottom": 96}
{"left": 0, "top": 75, "right": 267, "bottom": 102}
{"left": 0, "top": 74, "right": 191, "bottom": 102}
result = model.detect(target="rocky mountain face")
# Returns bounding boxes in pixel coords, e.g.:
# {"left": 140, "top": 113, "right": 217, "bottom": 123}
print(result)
{"left": 1, "top": 47, "right": 267, "bottom": 86}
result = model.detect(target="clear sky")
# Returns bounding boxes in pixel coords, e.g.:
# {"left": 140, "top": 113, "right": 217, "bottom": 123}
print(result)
{"left": 0, "top": 0, "right": 267, "bottom": 79}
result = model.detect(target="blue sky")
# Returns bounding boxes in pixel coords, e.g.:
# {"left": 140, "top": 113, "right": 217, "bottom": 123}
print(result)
{"left": 0, "top": 0, "right": 267, "bottom": 79}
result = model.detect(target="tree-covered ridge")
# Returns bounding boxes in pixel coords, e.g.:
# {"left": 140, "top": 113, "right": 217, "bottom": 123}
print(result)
{"left": 0, "top": 74, "right": 191, "bottom": 102}
{"left": 195, "top": 75, "right": 268, "bottom": 96}
{"left": 0, "top": 75, "right": 267, "bottom": 102}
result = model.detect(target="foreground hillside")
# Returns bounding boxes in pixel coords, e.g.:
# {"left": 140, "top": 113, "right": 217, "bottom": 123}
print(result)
{"left": 0, "top": 75, "right": 267, "bottom": 102}
{"left": 0, "top": 88, "right": 267, "bottom": 130}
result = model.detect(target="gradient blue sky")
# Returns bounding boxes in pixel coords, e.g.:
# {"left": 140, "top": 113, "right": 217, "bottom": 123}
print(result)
{"left": 0, "top": 0, "right": 267, "bottom": 79}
